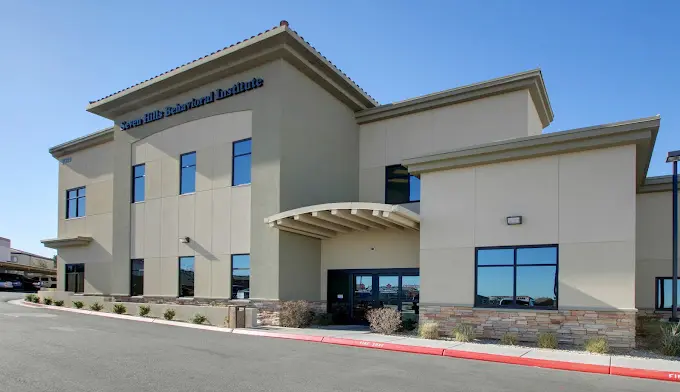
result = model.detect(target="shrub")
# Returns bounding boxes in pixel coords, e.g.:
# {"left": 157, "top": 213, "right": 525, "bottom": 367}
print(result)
{"left": 54, "top": 300, "right": 64, "bottom": 307}
{"left": 25, "top": 294, "right": 37, "bottom": 303}
{"left": 312, "top": 312, "right": 333, "bottom": 326}
{"left": 192, "top": 314, "right": 208, "bottom": 324}
{"left": 365, "top": 307, "right": 401, "bottom": 334}
{"left": 584, "top": 337, "right": 609, "bottom": 354}
{"left": 31, "top": 295, "right": 40, "bottom": 303}
{"left": 401, "top": 318, "right": 417, "bottom": 332}
{"left": 163, "top": 308, "right": 176, "bottom": 321}
{"left": 90, "top": 302, "right": 104, "bottom": 312}
{"left": 661, "top": 322, "right": 680, "bottom": 357}
{"left": 537, "top": 332, "right": 558, "bottom": 349}
{"left": 43, "top": 298, "right": 53, "bottom": 305}
{"left": 139, "top": 305, "right": 151, "bottom": 317}
{"left": 113, "top": 304, "right": 127, "bottom": 314}
{"left": 280, "top": 301, "right": 313, "bottom": 328}
{"left": 72, "top": 301, "right": 84, "bottom": 309}
{"left": 418, "top": 321, "right": 440, "bottom": 339}
{"left": 500, "top": 333, "right": 518, "bottom": 346}
{"left": 453, "top": 324, "right": 476, "bottom": 342}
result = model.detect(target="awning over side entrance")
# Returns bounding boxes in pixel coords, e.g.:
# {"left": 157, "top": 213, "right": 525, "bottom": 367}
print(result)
{"left": 41, "top": 236, "right": 93, "bottom": 249}
{"left": 264, "top": 202, "right": 420, "bottom": 240}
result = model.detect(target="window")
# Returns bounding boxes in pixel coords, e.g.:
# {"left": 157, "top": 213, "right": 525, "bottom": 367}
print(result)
{"left": 66, "top": 187, "right": 86, "bottom": 218}
{"left": 180, "top": 152, "right": 196, "bottom": 194}
{"left": 232, "top": 254, "right": 250, "bottom": 299}
{"left": 65, "top": 263, "right": 84, "bottom": 293}
{"left": 130, "top": 259, "right": 144, "bottom": 296}
{"left": 132, "top": 164, "right": 145, "bottom": 202}
{"left": 179, "top": 256, "right": 195, "bottom": 297}
{"left": 656, "top": 277, "right": 680, "bottom": 310}
{"left": 385, "top": 165, "right": 420, "bottom": 204}
{"left": 232, "top": 138, "right": 252, "bottom": 186}
{"left": 475, "top": 245, "right": 558, "bottom": 309}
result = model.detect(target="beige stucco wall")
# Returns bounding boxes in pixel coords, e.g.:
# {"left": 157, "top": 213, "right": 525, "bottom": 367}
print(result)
{"left": 129, "top": 111, "right": 252, "bottom": 298}
{"left": 320, "top": 229, "right": 419, "bottom": 300}
{"left": 636, "top": 191, "right": 678, "bottom": 309}
{"left": 55, "top": 141, "right": 114, "bottom": 294}
{"left": 420, "top": 145, "right": 637, "bottom": 310}
{"left": 358, "top": 90, "right": 544, "bottom": 207}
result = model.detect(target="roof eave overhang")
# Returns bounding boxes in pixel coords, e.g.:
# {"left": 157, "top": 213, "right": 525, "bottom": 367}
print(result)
{"left": 355, "top": 69, "right": 554, "bottom": 127}
{"left": 86, "top": 28, "right": 376, "bottom": 120}
{"left": 264, "top": 202, "right": 420, "bottom": 240}
{"left": 41, "top": 236, "right": 93, "bottom": 249}
{"left": 639, "top": 175, "right": 673, "bottom": 194}
{"left": 404, "top": 116, "right": 660, "bottom": 192}
{"left": 48, "top": 127, "right": 114, "bottom": 158}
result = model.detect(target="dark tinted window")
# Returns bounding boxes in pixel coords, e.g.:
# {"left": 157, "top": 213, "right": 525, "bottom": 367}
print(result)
{"left": 180, "top": 152, "right": 196, "bottom": 194}
{"left": 232, "top": 254, "right": 250, "bottom": 299}
{"left": 656, "top": 277, "right": 680, "bottom": 310}
{"left": 385, "top": 165, "right": 420, "bottom": 204}
{"left": 66, "top": 186, "right": 86, "bottom": 218}
{"left": 476, "top": 246, "right": 558, "bottom": 309}
{"left": 64, "top": 263, "right": 84, "bottom": 293}
{"left": 232, "top": 139, "right": 252, "bottom": 186}
{"left": 179, "top": 256, "right": 195, "bottom": 297}
{"left": 130, "top": 259, "right": 144, "bottom": 296}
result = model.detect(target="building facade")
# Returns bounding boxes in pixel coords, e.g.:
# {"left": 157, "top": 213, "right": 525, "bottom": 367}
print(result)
{"left": 43, "top": 21, "right": 674, "bottom": 347}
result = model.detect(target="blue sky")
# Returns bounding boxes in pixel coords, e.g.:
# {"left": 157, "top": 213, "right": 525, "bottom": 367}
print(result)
{"left": 1, "top": 1, "right": 678, "bottom": 257}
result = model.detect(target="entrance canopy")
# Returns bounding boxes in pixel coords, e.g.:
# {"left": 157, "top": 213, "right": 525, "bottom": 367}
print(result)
{"left": 264, "top": 202, "right": 420, "bottom": 240}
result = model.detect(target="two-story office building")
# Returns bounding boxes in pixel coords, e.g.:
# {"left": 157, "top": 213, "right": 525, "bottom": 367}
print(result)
{"left": 43, "top": 21, "right": 674, "bottom": 347}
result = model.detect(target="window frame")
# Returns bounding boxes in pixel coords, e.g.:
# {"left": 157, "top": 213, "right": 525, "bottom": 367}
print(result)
{"left": 474, "top": 244, "right": 559, "bottom": 309}
{"left": 64, "top": 263, "right": 85, "bottom": 293}
{"left": 178, "top": 256, "right": 195, "bottom": 298}
{"left": 655, "top": 277, "right": 680, "bottom": 310}
{"left": 131, "top": 164, "right": 145, "bottom": 203}
{"left": 179, "top": 151, "right": 197, "bottom": 195}
{"left": 65, "top": 186, "right": 86, "bottom": 219}
{"left": 231, "top": 253, "right": 250, "bottom": 299}
{"left": 232, "top": 138, "right": 252, "bottom": 186}
{"left": 130, "top": 259, "right": 144, "bottom": 297}
{"left": 384, "top": 164, "right": 420, "bottom": 204}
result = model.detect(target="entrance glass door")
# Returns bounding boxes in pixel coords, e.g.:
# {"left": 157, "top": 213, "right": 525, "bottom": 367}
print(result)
{"left": 352, "top": 275, "right": 373, "bottom": 322}
{"left": 378, "top": 275, "right": 399, "bottom": 311}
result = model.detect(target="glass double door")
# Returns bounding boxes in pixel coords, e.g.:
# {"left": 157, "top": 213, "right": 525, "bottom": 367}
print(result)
{"left": 351, "top": 272, "right": 420, "bottom": 323}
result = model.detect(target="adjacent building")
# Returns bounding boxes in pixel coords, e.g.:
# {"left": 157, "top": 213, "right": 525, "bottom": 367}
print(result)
{"left": 42, "top": 21, "right": 674, "bottom": 347}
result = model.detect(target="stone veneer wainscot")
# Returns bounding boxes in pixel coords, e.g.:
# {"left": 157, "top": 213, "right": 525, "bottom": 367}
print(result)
{"left": 420, "top": 305, "right": 636, "bottom": 348}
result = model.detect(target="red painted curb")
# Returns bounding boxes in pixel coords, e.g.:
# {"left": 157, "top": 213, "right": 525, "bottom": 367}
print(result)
{"left": 321, "top": 336, "right": 445, "bottom": 356}
{"left": 20, "top": 301, "right": 43, "bottom": 308}
{"left": 442, "top": 349, "right": 610, "bottom": 375}
{"left": 232, "top": 329, "right": 324, "bottom": 342}
{"left": 610, "top": 366, "right": 680, "bottom": 382}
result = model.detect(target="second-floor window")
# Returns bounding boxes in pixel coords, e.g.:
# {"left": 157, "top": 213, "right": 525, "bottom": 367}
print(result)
{"left": 66, "top": 186, "right": 86, "bottom": 218}
{"left": 180, "top": 152, "right": 196, "bottom": 194}
{"left": 132, "top": 164, "right": 145, "bottom": 202}
{"left": 385, "top": 165, "right": 420, "bottom": 204}
{"left": 232, "top": 138, "right": 252, "bottom": 186}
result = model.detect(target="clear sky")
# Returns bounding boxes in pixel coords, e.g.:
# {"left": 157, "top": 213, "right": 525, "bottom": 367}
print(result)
{"left": 1, "top": 1, "right": 678, "bottom": 257}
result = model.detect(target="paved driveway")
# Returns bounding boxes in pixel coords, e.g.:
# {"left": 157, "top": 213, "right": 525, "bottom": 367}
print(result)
{"left": 0, "top": 292, "right": 674, "bottom": 392}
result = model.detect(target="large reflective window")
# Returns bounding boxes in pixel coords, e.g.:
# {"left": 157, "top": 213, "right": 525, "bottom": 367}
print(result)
{"left": 132, "top": 164, "right": 145, "bottom": 202}
{"left": 232, "top": 139, "right": 252, "bottom": 186}
{"left": 232, "top": 254, "right": 250, "bottom": 299}
{"left": 476, "top": 246, "right": 558, "bottom": 309}
{"left": 179, "top": 256, "right": 195, "bottom": 297}
{"left": 656, "top": 278, "right": 680, "bottom": 310}
{"left": 385, "top": 165, "right": 420, "bottom": 204}
{"left": 180, "top": 152, "right": 196, "bottom": 194}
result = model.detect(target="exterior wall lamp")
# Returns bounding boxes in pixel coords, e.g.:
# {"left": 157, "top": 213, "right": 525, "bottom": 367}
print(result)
{"left": 667, "top": 150, "right": 680, "bottom": 322}
{"left": 179, "top": 237, "right": 191, "bottom": 244}
{"left": 506, "top": 216, "right": 523, "bottom": 225}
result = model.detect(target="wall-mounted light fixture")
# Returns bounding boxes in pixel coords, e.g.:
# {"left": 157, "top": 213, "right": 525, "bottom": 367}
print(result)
{"left": 179, "top": 237, "right": 191, "bottom": 244}
{"left": 506, "top": 216, "right": 522, "bottom": 225}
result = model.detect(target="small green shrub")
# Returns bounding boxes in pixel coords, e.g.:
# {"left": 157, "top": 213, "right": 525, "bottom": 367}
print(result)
{"left": 113, "top": 304, "right": 127, "bottom": 314}
{"left": 453, "top": 324, "right": 476, "bottom": 342}
{"left": 163, "top": 308, "right": 176, "bottom": 320}
{"left": 312, "top": 312, "right": 333, "bottom": 326}
{"left": 418, "top": 321, "right": 440, "bottom": 339}
{"left": 661, "top": 322, "right": 680, "bottom": 357}
{"left": 43, "top": 298, "right": 53, "bottom": 305}
{"left": 139, "top": 305, "right": 151, "bottom": 317}
{"left": 25, "top": 294, "right": 37, "bottom": 302}
{"left": 192, "top": 314, "right": 207, "bottom": 324}
{"left": 72, "top": 300, "right": 84, "bottom": 309}
{"left": 366, "top": 307, "right": 402, "bottom": 334}
{"left": 500, "top": 333, "right": 518, "bottom": 346}
{"left": 401, "top": 318, "right": 417, "bottom": 332}
{"left": 31, "top": 296, "right": 40, "bottom": 303}
{"left": 280, "top": 301, "right": 313, "bottom": 328}
{"left": 537, "top": 332, "right": 558, "bottom": 349}
{"left": 584, "top": 337, "right": 609, "bottom": 354}
{"left": 54, "top": 300, "right": 64, "bottom": 307}
{"left": 90, "top": 302, "right": 104, "bottom": 312}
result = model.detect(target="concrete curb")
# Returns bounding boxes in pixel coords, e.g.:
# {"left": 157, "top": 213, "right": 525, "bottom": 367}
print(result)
{"left": 13, "top": 300, "right": 680, "bottom": 383}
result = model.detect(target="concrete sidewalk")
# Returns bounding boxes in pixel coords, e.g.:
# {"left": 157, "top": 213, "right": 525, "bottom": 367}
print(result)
{"left": 14, "top": 300, "right": 680, "bottom": 383}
